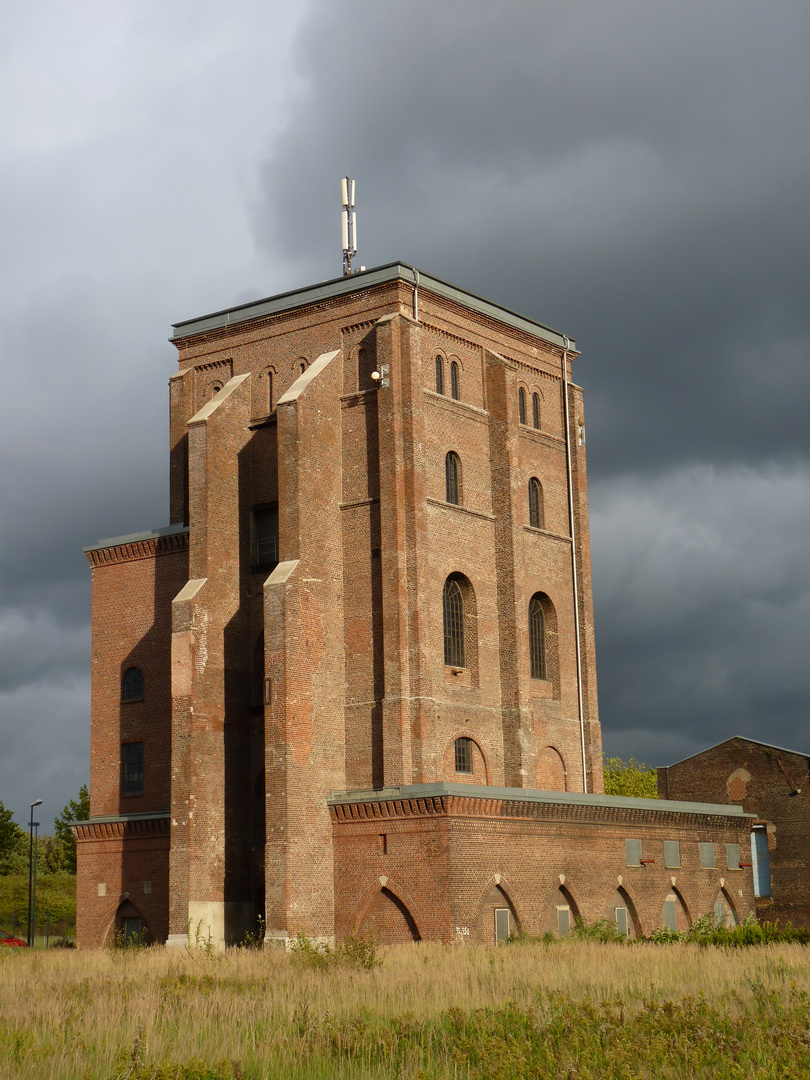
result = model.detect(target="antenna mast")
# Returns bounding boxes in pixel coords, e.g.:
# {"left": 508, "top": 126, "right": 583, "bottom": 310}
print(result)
{"left": 341, "top": 176, "right": 357, "bottom": 276}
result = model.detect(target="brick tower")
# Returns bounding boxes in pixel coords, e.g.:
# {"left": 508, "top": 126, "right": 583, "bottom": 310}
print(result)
{"left": 75, "top": 264, "right": 754, "bottom": 948}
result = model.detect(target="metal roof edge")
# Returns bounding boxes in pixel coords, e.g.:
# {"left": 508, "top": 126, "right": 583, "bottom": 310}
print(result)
{"left": 660, "top": 735, "right": 809, "bottom": 770}
{"left": 170, "top": 262, "right": 576, "bottom": 351}
{"left": 75, "top": 811, "right": 171, "bottom": 825}
{"left": 328, "top": 782, "right": 751, "bottom": 817}
{"left": 84, "top": 523, "right": 188, "bottom": 554}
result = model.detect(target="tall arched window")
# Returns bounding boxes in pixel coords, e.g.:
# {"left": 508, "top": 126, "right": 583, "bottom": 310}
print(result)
{"left": 528, "top": 478, "right": 543, "bottom": 529}
{"left": 450, "top": 361, "right": 460, "bottom": 400}
{"left": 529, "top": 595, "right": 546, "bottom": 679}
{"left": 122, "top": 667, "right": 144, "bottom": 702}
{"left": 532, "top": 392, "right": 541, "bottom": 429}
{"left": 435, "top": 355, "right": 444, "bottom": 395}
{"left": 267, "top": 370, "right": 274, "bottom": 412}
{"left": 445, "top": 452, "right": 461, "bottom": 505}
{"left": 443, "top": 579, "right": 465, "bottom": 667}
{"left": 454, "top": 737, "right": 473, "bottom": 774}
{"left": 518, "top": 387, "right": 527, "bottom": 425}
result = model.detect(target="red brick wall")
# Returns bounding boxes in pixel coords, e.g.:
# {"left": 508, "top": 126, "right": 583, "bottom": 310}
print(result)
{"left": 659, "top": 738, "right": 810, "bottom": 927}
{"left": 332, "top": 791, "right": 755, "bottom": 943}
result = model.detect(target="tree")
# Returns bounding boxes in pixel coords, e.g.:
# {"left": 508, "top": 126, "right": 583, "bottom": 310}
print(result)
{"left": 53, "top": 785, "right": 90, "bottom": 875}
{"left": 0, "top": 802, "right": 26, "bottom": 875}
{"left": 603, "top": 756, "right": 658, "bottom": 799}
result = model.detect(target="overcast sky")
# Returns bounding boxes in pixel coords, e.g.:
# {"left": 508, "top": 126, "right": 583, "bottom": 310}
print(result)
{"left": 1, "top": 0, "right": 808, "bottom": 829}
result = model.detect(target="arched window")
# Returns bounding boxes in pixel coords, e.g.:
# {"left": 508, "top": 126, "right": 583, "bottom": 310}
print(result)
{"left": 532, "top": 392, "right": 541, "bottom": 429}
{"left": 267, "top": 370, "right": 274, "bottom": 412}
{"left": 443, "top": 578, "right": 465, "bottom": 667}
{"left": 529, "top": 595, "right": 546, "bottom": 679}
{"left": 445, "top": 452, "right": 461, "bottom": 505}
{"left": 435, "top": 355, "right": 444, "bottom": 395}
{"left": 454, "top": 737, "right": 473, "bottom": 774}
{"left": 122, "top": 667, "right": 144, "bottom": 702}
{"left": 518, "top": 387, "right": 527, "bottom": 425}
{"left": 450, "top": 361, "right": 460, "bottom": 400}
{"left": 528, "top": 478, "right": 543, "bottom": 529}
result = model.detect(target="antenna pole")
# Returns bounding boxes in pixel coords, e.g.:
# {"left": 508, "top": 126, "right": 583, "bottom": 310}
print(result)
{"left": 341, "top": 176, "right": 356, "bottom": 276}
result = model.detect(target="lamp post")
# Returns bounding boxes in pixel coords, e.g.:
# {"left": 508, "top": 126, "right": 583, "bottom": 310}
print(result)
{"left": 27, "top": 799, "right": 42, "bottom": 946}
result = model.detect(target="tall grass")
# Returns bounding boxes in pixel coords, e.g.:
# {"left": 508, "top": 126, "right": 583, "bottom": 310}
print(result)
{"left": 1, "top": 940, "right": 808, "bottom": 1079}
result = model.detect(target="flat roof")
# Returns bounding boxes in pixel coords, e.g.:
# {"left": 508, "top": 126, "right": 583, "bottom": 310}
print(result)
{"left": 84, "top": 523, "right": 188, "bottom": 554}
{"left": 328, "top": 782, "right": 750, "bottom": 818}
{"left": 171, "top": 262, "right": 576, "bottom": 351}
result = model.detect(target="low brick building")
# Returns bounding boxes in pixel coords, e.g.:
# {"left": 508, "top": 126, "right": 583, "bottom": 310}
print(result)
{"left": 658, "top": 737, "right": 810, "bottom": 928}
{"left": 74, "top": 263, "right": 755, "bottom": 947}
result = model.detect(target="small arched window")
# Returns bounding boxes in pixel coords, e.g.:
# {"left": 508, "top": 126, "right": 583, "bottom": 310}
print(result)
{"left": 299, "top": 360, "right": 308, "bottom": 375}
{"left": 450, "top": 361, "right": 460, "bottom": 401}
{"left": 211, "top": 383, "right": 223, "bottom": 398}
{"left": 443, "top": 579, "right": 465, "bottom": 667}
{"left": 528, "top": 478, "right": 543, "bottom": 529}
{"left": 435, "top": 356, "right": 444, "bottom": 395}
{"left": 532, "top": 392, "right": 541, "bottom": 429}
{"left": 445, "top": 452, "right": 461, "bottom": 505}
{"left": 518, "top": 387, "right": 527, "bottom": 425}
{"left": 454, "top": 737, "right": 473, "bottom": 774}
{"left": 122, "top": 667, "right": 144, "bottom": 702}
{"left": 529, "top": 595, "right": 546, "bottom": 679}
{"left": 267, "top": 370, "right": 274, "bottom": 412}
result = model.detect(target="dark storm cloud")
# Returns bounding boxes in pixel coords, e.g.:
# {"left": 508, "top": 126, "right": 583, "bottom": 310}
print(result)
{"left": 1, "top": 0, "right": 807, "bottom": 825}
{"left": 256, "top": 0, "right": 810, "bottom": 475}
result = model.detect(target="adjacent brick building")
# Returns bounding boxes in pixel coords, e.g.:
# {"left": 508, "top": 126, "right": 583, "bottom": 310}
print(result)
{"left": 658, "top": 737, "right": 810, "bottom": 928}
{"left": 74, "top": 263, "right": 755, "bottom": 947}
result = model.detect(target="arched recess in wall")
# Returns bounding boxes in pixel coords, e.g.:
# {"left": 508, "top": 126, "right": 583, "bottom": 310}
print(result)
{"left": 661, "top": 888, "right": 691, "bottom": 933}
{"left": 442, "top": 733, "right": 488, "bottom": 784}
{"left": 294, "top": 357, "right": 308, "bottom": 377}
{"left": 606, "top": 886, "right": 641, "bottom": 939}
{"left": 536, "top": 746, "right": 566, "bottom": 792}
{"left": 475, "top": 879, "right": 520, "bottom": 944}
{"left": 109, "top": 899, "right": 151, "bottom": 946}
{"left": 355, "top": 883, "right": 422, "bottom": 943}
{"left": 712, "top": 887, "right": 739, "bottom": 928}
{"left": 547, "top": 884, "right": 581, "bottom": 937}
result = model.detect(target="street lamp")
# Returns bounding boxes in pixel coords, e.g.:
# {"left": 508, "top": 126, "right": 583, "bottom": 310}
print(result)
{"left": 27, "top": 800, "right": 42, "bottom": 946}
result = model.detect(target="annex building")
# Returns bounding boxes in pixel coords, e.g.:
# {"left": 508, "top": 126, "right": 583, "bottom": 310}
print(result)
{"left": 74, "top": 264, "right": 756, "bottom": 948}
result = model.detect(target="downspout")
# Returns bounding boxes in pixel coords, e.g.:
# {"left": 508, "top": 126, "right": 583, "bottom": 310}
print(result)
{"left": 412, "top": 268, "right": 419, "bottom": 322}
{"left": 561, "top": 336, "right": 588, "bottom": 793}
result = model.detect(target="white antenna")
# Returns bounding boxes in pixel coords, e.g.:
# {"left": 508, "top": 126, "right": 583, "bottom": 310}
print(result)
{"left": 341, "top": 176, "right": 357, "bottom": 276}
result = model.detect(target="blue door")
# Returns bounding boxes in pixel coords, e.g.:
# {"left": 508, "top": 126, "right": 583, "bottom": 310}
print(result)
{"left": 751, "top": 828, "right": 771, "bottom": 898}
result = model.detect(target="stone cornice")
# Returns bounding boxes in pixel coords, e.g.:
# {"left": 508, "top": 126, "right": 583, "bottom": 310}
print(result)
{"left": 85, "top": 529, "right": 189, "bottom": 567}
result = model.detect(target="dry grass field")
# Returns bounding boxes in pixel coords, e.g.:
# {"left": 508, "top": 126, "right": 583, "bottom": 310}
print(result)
{"left": 1, "top": 939, "right": 808, "bottom": 1079}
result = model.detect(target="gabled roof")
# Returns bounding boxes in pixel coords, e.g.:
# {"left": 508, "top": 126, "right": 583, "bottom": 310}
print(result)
{"left": 661, "top": 735, "right": 809, "bottom": 770}
{"left": 170, "top": 262, "right": 576, "bottom": 351}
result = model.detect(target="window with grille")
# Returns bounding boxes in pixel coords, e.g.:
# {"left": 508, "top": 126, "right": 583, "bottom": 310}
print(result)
{"left": 528, "top": 478, "right": 543, "bottom": 529}
{"left": 435, "top": 356, "right": 444, "bottom": 395}
{"left": 443, "top": 579, "right": 465, "bottom": 667}
{"left": 253, "top": 506, "right": 279, "bottom": 566}
{"left": 445, "top": 452, "right": 461, "bottom": 505}
{"left": 532, "top": 392, "right": 541, "bottom": 429}
{"left": 121, "top": 667, "right": 144, "bottom": 702}
{"left": 557, "top": 906, "right": 570, "bottom": 937}
{"left": 450, "top": 361, "right": 460, "bottom": 400}
{"left": 518, "top": 387, "right": 527, "bottom": 424}
{"left": 529, "top": 595, "right": 546, "bottom": 679}
{"left": 454, "top": 737, "right": 473, "bottom": 774}
{"left": 121, "top": 742, "right": 144, "bottom": 796}
{"left": 663, "top": 900, "right": 678, "bottom": 930}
